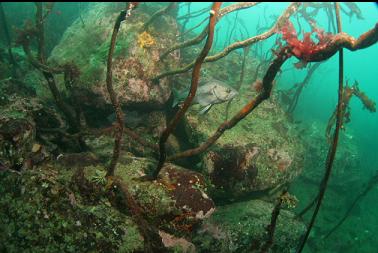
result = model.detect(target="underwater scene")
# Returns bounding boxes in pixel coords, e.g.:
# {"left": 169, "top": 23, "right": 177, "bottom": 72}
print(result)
{"left": 0, "top": 2, "right": 377, "bottom": 253}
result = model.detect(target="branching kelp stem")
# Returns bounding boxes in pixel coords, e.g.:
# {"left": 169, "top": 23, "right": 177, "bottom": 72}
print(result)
{"left": 159, "top": 2, "right": 260, "bottom": 61}
{"left": 323, "top": 171, "right": 378, "bottom": 239}
{"left": 287, "top": 62, "right": 322, "bottom": 113}
{"left": 17, "top": 3, "right": 82, "bottom": 139}
{"left": 155, "top": 2, "right": 300, "bottom": 80}
{"left": 142, "top": 3, "right": 177, "bottom": 31}
{"left": 168, "top": 47, "right": 290, "bottom": 161}
{"left": 168, "top": 17, "right": 378, "bottom": 162}
{"left": 152, "top": 3, "right": 222, "bottom": 179}
{"left": 259, "top": 189, "right": 287, "bottom": 253}
{"left": 296, "top": 3, "right": 344, "bottom": 252}
{"left": 326, "top": 81, "right": 376, "bottom": 143}
{"left": 225, "top": 45, "right": 250, "bottom": 120}
{"left": 106, "top": 3, "right": 138, "bottom": 177}
{"left": 177, "top": 4, "right": 211, "bottom": 21}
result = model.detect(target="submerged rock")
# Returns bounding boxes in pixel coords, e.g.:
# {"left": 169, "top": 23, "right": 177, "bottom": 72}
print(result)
{"left": 0, "top": 95, "right": 38, "bottom": 170}
{"left": 49, "top": 3, "right": 180, "bottom": 110}
{"left": 192, "top": 199, "right": 306, "bottom": 253}
{"left": 82, "top": 155, "right": 215, "bottom": 234}
{"left": 180, "top": 94, "right": 305, "bottom": 202}
{"left": 0, "top": 164, "right": 144, "bottom": 253}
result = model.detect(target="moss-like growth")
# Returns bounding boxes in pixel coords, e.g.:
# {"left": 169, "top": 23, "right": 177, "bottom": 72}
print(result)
{"left": 0, "top": 165, "right": 143, "bottom": 253}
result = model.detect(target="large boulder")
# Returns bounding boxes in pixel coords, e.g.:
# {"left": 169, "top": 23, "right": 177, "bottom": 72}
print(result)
{"left": 49, "top": 3, "right": 180, "bottom": 110}
{"left": 81, "top": 155, "right": 215, "bottom": 234}
{"left": 179, "top": 93, "right": 305, "bottom": 202}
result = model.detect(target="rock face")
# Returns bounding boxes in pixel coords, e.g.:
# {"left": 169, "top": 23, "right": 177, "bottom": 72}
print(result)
{"left": 180, "top": 93, "right": 305, "bottom": 201}
{"left": 82, "top": 155, "right": 215, "bottom": 234}
{"left": 192, "top": 199, "right": 306, "bottom": 253}
{"left": 49, "top": 3, "right": 179, "bottom": 110}
{"left": 0, "top": 93, "right": 39, "bottom": 170}
{"left": 0, "top": 164, "right": 144, "bottom": 253}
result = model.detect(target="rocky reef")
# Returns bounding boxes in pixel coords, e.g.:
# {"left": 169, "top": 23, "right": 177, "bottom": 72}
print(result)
{"left": 1, "top": 2, "right": 376, "bottom": 253}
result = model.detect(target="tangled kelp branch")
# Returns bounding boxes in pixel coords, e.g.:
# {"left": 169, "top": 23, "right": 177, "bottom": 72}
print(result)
{"left": 169, "top": 10, "right": 378, "bottom": 162}
{"left": 154, "top": 2, "right": 300, "bottom": 80}
{"left": 16, "top": 3, "right": 82, "bottom": 138}
{"left": 159, "top": 2, "right": 260, "bottom": 61}
{"left": 168, "top": 47, "right": 291, "bottom": 161}
{"left": 226, "top": 45, "right": 250, "bottom": 120}
{"left": 280, "top": 19, "right": 378, "bottom": 64}
{"left": 177, "top": 4, "right": 211, "bottom": 21}
{"left": 177, "top": 16, "right": 208, "bottom": 40}
{"left": 326, "top": 81, "right": 376, "bottom": 143}
{"left": 152, "top": 3, "right": 222, "bottom": 179}
{"left": 286, "top": 62, "right": 321, "bottom": 113}
{"left": 296, "top": 4, "right": 344, "bottom": 252}
{"left": 179, "top": 2, "right": 191, "bottom": 36}
{"left": 323, "top": 171, "right": 378, "bottom": 239}
{"left": 105, "top": 10, "right": 127, "bottom": 177}
{"left": 142, "top": 3, "right": 177, "bottom": 31}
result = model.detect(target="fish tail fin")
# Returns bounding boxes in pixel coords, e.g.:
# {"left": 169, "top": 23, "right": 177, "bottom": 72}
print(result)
{"left": 199, "top": 104, "right": 212, "bottom": 115}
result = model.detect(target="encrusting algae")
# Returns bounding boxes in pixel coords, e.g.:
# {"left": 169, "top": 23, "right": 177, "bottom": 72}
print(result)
{"left": 137, "top": 31, "right": 156, "bottom": 50}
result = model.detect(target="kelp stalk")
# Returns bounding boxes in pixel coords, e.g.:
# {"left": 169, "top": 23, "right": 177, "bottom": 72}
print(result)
{"left": 142, "top": 3, "right": 177, "bottom": 31}
{"left": 168, "top": 47, "right": 290, "bottom": 161}
{"left": 159, "top": 2, "right": 260, "bottom": 61}
{"left": 259, "top": 189, "right": 287, "bottom": 253}
{"left": 169, "top": 8, "right": 378, "bottom": 163}
{"left": 106, "top": 3, "right": 138, "bottom": 177}
{"left": 153, "top": 2, "right": 222, "bottom": 179}
{"left": 296, "top": 3, "right": 344, "bottom": 252}
{"left": 155, "top": 2, "right": 299, "bottom": 80}
{"left": 324, "top": 171, "right": 378, "bottom": 239}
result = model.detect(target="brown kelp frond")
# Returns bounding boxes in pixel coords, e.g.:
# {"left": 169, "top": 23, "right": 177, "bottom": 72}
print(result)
{"left": 280, "top": 19, "right": 378, "bottom": 64}
{"left": 168, "top": 4, "right": 377, "bottom": 166}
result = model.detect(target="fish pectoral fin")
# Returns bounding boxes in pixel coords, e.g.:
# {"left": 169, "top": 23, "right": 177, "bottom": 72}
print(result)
{"left": 199, "top": 104, "right": 213, "bottom": 115}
